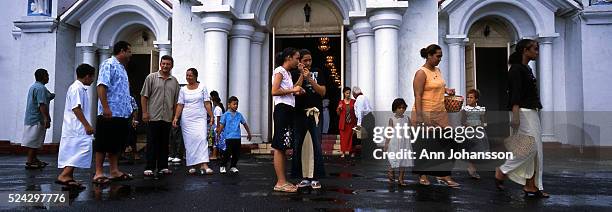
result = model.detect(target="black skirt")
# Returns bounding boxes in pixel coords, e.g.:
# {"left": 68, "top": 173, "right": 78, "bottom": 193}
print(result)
{"left": 271, "top": 103, "right": 295, "bottom": 151}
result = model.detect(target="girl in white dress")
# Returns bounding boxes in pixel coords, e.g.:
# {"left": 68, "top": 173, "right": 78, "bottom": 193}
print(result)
{"left": 173, "top": 68, "right": 215, "bottom": 175}
{"left": 384, "top": 98, "right": 412, "bottom": 186}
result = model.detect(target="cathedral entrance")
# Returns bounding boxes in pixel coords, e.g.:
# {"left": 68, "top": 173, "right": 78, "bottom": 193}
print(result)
{"left": 268, "top": 0, "right": 345, "bottom": 138}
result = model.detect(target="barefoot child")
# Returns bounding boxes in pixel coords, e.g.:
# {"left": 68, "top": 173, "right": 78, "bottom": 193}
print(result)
{"left": 460, "top": 89, "right": 489, "bottom": 180}
{"left": 56, "top": 64, "right": 96, "bottom": 189}
{"left": 216, "top": 96, "right": 252, "bottom": 174}
{"left": 384, "top": 98, "right": 412, "bottom": 186}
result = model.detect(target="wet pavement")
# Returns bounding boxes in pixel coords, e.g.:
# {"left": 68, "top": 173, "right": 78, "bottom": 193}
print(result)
{"left": 1, "top": 147, "right": 612, "bottom": 211}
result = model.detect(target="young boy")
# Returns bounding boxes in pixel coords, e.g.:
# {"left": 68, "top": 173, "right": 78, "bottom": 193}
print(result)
{"left": 55, "top": 64, "right": 96, "bottom": 189}
{"left": 216, "top": 96, "right": 252, "bottom": 174}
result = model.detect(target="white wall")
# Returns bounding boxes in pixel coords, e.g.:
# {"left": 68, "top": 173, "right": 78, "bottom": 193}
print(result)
{"left": 0, "top": 1, "right": 24, "bottom": 141}
{"left": 171, "top": 0, "right": 206, "bottom": 84}
{"left": 53, "top": 24, "right": 78, "bottom": 142}
{"left": 581, "top": 7, "right": 612, "bottom": 146}
{"left": 398, "top": 0, "right": 439, "bottom": 108}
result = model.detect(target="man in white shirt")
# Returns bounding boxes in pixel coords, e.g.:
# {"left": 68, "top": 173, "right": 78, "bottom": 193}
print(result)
{"left": 352, "top": 86, "right": 375, "bottom": 159}
{"left": 352, "top": 86, "right": 372, "bottom": 127}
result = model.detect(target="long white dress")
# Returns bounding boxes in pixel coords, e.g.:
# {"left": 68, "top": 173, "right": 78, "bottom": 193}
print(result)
{"left": 58, "top": 80, "right": 93, "bottom": 168}
{"left": 178, "top": 83, "right": 210, "bottom": 166}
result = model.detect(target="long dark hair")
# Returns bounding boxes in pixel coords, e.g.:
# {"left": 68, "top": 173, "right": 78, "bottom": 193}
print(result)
{"left": 508, "top": 39, "right": 536, "bottom": 65}
{"left": 275, "top": 47, "right": 298, "bottom": 67}
{"left": 209, "top": 90, "right": 225, "bottom": 113}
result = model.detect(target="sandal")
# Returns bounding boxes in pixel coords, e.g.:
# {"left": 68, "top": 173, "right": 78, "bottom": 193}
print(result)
{"left": 468, "top": 167, "right": 481, "bottom": 180}
{"left": 110, "top": 172, "right": 134, "bottom": 181}
{"left": 188, "top": 168, "right": 197, "bottom": 174}
{"left": 273, "top": 183, "right": 298, "bottom": 193}
{"left": 144, "top": 170, "right": 154, "bottom": 177}
{"left": 25, "top": 162, "right": 44, "bottom": 169}
{"left": 436, "top": 177, "right": 460, "bottom": 188}
{"left": 34, "top": 159, "right": 49, "bottom": 166}
{"left": 524, "top": 190, "right": 550, "bottom": 198}
{"left": 92, "top": 176, "right": 110, "bottom": 185}
{"left": 199, "top": 168, "right": 213, "bottom": 175}
{"left": 55, "top": 179, "right": 85, "bottom": 190}
{"left": 418, "top": 176, "right": 430, "bottom": 186}
{"left": 158, "top": 169, "right": 173, "bottom": 175}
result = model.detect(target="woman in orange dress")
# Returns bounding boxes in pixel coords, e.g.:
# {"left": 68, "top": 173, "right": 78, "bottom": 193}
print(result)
{"left": 411, "top": 44, "right": 460, "bottom": 187}
{"left": 337, "top": 87, "right": 357, "bottom": 158}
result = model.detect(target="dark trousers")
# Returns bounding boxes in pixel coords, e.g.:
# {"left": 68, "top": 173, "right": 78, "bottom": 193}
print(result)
{"left": 169, "top": 125, "right": 184, "bottom": 158}
{"left": 220, "top": 139, "right": 241, "bottom": 168}
{"left": 145, "top": 121, "right": 171, "bottom": 170}
{"left": 291, "top": 113, "right": 326, "bottom": 179}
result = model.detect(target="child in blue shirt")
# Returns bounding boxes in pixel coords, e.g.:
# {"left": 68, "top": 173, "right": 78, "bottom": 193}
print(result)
{"left": 216, "top": 96, "right": 252, "bottom": 174}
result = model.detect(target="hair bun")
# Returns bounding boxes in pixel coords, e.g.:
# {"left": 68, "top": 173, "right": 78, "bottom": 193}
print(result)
{"left": 420, "top": 48, "right": 427, "bottom": 58}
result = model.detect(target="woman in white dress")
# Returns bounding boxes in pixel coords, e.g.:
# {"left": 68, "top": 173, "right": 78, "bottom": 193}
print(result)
{"left": 173, "top": 68, "right": 215, "bottom": 175}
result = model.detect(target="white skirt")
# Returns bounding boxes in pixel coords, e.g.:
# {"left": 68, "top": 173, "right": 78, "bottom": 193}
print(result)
{"left": 58, "top": 135, "right": 93, "bottom": 168}
{"left": 499, "top": 108, "right": 544, "bottom": 190}
{"left": 21, "top": 124, "right": 46, "bottom": 148}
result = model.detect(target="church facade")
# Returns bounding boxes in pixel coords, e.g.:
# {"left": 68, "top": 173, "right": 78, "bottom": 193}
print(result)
{"left": 1, "top": 0, "right": 611, "bottom": 147}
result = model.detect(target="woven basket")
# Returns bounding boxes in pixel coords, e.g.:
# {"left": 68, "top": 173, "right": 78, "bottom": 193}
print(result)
{"left": 444, "top": 95, "right": 463, "bottom": 113}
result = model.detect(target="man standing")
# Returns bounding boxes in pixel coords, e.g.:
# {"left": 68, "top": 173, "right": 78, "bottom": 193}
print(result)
{"left": 352, "top": 86, "right": 375, "bottom": 160}
{"left": 141, "top": 55, "right": 180, "bottom": 177}
{"left": 22, "top": 68, "right": 54, "bottom": 169}
{"left": 93, "top": 41, "right": 134, "bottom": 184}
{"left": 290, "top": 49, "right": 327, "bottom": 189}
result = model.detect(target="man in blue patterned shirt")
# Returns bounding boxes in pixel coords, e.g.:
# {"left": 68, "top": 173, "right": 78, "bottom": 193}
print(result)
{"left": 92, "top": 41, "right": 134, "bottom": 184}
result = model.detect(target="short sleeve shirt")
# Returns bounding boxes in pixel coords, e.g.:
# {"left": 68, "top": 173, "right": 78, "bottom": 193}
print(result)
{"left": 140, "top": 71, "right": 180, "bottom": 122}
{"left": 272, "top": 66, "right": 295, "bottom": 107}
{"left": 61, "top": 80, "right": 92, "bottom": 138}
{"left": 97, "top": 57, "right": 133, "bottom": 118}
{"left": 220, "top": 111, "right": 246, "bottom": 139}
{"left": 24, "top": 82, "right": 52, "bottom": 125}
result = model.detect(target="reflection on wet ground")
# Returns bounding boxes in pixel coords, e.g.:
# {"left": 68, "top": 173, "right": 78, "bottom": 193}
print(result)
{"left": 1, "top": 151, "right": 612, "bottom": 211}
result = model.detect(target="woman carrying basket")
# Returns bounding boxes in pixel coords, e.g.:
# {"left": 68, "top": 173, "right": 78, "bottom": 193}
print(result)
{"left": 411, "top": 44, "right": 460, "bottom": 187}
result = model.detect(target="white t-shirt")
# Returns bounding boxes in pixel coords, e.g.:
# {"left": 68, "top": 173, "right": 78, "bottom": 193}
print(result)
{"left": 61, "top": 80, "right": 92, "bottom": 138}
{"left": 213, "top": 106, "right": 222, "bottom": 124}
{"left": 272, "top": 66, "right": 295, "bottom": 107}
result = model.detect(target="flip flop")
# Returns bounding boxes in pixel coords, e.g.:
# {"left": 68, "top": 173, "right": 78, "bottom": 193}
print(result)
{"left": 110, "top": 173, "right": 134, "bottom": 181}
{"left": 55, "top": 179, "right": 85, "bottom": 190}
{"left": 273, "top": 183, "right": 298, "bottom": 193}
{"left": 25, "top": 162, "right": 44, "bottom": 169}
{"left": 92, "top": 176, "right": 110, "bottom": 185}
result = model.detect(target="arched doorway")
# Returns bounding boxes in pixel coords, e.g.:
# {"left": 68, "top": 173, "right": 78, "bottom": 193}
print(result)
{"left": 270, "top": 0, "right": 344, "bottom": 135}
{"left": 465, "top": 17, "right": 515, "bottom": 139}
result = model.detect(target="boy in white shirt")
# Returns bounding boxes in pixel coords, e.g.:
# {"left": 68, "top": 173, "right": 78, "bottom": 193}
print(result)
{"left": 55, "top": 64, "right": 96, "bottom": 190}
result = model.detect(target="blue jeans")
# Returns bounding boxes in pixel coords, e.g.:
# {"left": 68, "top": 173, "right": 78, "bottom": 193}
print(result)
{"left": 291, "top": 112, "right": 326, "bottom": 179}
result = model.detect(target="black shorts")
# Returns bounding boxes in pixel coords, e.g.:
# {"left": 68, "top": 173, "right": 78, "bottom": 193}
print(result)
{"left": 94, "top": 116, "right": 129, "bottom": 153}
{"left": 271, "top": 103, "right": 294, "bottom": 151}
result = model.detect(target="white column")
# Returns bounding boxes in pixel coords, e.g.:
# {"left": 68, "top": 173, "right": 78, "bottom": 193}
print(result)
{"left": 77, "top": 43, "right": 98, "bottom": 124}
{"left": 352, "top": 18, "right": 375, "bottom": 107}
{"left": 444, "top": 35, "right": 468, "bottom": 97}
{"left": 347, "top": 30, "right": 358, "bottom": 88}
{"left": 538, "top": 35, "right": 558, "bottom": 142}
{"left": 249, "top": 31, "right": 265, "bottom": 143}
{"left": 154, "top": 41, "right": 172, "bottom": 59}
{"left": 370, "top": 10, "right": 402, "bottom": 111}
{"left": 229, "top": 21, "right": 254, "bottom": 140}
{"left": 201, "top": 13, "right": 232, "bottom": 102}
{"left": 94, "top": 47, "right": 111, "bottom": 127}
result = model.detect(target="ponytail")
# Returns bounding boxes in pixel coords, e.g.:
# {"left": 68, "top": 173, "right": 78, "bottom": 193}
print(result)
{"left": 276, "top": 47, "right": 298, "bottom": 67}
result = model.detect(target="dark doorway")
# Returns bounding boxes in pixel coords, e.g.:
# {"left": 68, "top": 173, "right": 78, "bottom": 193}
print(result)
{"left": 126, "top": 54, "right": 150, "bottom": 133}
{"left": 274, "top": 36, "right": 342, "bottom": 135}
{"left": 475, "top": 47, "right": 510, "bottom": 139}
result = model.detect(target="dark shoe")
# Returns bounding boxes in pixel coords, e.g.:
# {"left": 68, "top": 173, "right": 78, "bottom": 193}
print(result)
{"left": 524, "top": 190, "right": 550, "bottom": 198}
